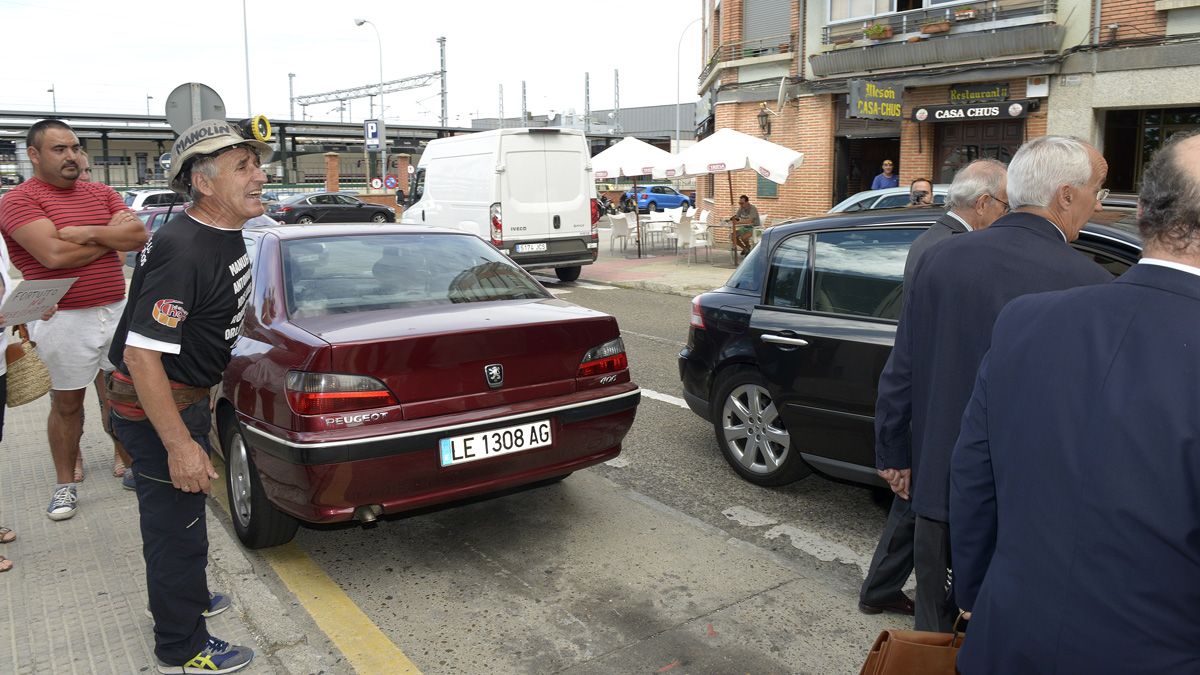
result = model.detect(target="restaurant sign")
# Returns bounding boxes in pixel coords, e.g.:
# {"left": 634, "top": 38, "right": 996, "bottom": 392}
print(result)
{"left": 912, "top": 99, "right": 1032, "bottom": 123}
{"left": 848, "top": 79, "right": 904, "bottom": 122}
{"left": 949, "top": 83, "right": 1010, "bottom": 105}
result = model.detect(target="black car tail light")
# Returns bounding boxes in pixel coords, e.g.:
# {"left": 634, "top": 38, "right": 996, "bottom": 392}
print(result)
{"left": 276, "top": 206, "right": 292, "bottom": 214}
{"left": 577, "top": 338, "right": 628, "bottom": 377}
{"left": 490, "top": 202, "right": 503, "bottom": 247}
{"left": 690, "top": 295, "right": 705, "bottom": 329}
{"left": 285, "top": 371, "right": 398, "bottom": 415}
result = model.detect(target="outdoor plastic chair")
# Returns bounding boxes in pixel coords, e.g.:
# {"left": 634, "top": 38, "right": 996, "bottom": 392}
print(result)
{"left": 609, "top": 213, "right": 633, "bottom": 251}
{"left": 674, "top": 214, "right": 709, "bottom": 264}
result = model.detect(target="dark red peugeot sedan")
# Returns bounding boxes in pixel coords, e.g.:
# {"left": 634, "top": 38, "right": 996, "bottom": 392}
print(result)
{"left": 215, "top": 224, "right": 640, "bottom": 548}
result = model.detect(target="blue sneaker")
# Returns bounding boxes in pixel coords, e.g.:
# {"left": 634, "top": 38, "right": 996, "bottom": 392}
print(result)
{"left": 47, "top": 485, "right": 77, "bottom": 521}
{"left": 145, "top": 591, "right": 231, "bottom": 619}
{"left": 122, "top": 469, "right": 136, "bottom": 491}
{"left": 156, "top": 637, "right": 253, "bottom": 674}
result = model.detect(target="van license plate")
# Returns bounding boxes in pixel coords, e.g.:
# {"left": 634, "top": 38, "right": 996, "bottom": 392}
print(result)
{"left": 439, "top": 419, "right": 553, "bottom": 467}
{"left": 515, "top": 242, "right": 548, "bottom": 253}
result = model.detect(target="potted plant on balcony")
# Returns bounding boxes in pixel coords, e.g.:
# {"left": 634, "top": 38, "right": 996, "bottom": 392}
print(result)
{"left": 954, "top": 6, "right": 978, "bottom": 20}
{"left": 920, "top": 19, "right": 952, "bottom": 34}
{"left": 863, "top": 23, "right": 893, "bottom": 40}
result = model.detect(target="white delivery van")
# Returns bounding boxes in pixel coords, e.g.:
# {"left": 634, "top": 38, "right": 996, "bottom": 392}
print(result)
{"left": 402, "top": 128, "right": 600, "bottom": 281}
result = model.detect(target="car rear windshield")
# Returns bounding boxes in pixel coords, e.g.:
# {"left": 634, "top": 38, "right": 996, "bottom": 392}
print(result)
{"left": 282, "top": 233, "right": 550, "bottom": 318}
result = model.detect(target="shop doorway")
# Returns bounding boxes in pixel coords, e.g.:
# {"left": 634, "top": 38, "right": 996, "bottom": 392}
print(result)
{"left": 933, "top": 120, "right": 1023, "bottom": 183}
{"left": 834, "top": 136, "right": 901, "bottom": 203}
{"left": 1103, "top": 107, "right": 1200, "bottom": 192}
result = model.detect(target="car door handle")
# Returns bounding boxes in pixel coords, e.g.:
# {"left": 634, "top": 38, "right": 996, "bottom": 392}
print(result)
{"left": 761, "top": 334, "right": 809, "bottom": 347}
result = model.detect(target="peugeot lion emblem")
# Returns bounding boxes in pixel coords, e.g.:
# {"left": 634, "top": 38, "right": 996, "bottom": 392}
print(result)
{"left": 485, "top": 364, "right": 504, "bottom": 389}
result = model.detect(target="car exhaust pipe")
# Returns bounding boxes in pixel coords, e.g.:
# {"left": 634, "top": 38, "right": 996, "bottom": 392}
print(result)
{"left": 354, "top": 504, "right": 383, "bottom": 524}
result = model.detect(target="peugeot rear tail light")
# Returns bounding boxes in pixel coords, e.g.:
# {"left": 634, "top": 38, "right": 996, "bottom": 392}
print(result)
{"left": 285, "top": 371, "right": 398, "bottom": 415}
{"left": 577, "top": 338, "right": 628, "bottom": 377}
{"left": 490, "top": 202, "right": 503, "bottom": 247}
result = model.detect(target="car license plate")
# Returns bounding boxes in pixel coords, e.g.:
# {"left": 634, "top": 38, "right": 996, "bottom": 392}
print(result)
{"left": 515, "top": 242, "right": 548, "bottom": 253}
{"left": 439, "top": 419, "right": 552, "bottom": 467}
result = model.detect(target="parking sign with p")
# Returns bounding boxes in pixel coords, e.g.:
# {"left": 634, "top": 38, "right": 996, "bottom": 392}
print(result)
{"left": 364, "top": 119, "right": 380, "bottom": 151}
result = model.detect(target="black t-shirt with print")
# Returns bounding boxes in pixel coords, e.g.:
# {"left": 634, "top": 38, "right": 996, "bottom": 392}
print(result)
{"left": 109, "top": 212, "right": 250, "bottom": 388}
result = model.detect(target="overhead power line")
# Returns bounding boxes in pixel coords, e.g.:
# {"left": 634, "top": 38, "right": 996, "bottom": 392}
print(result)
{"left": 294, "top": 72, "right": 440, "bottom": 106}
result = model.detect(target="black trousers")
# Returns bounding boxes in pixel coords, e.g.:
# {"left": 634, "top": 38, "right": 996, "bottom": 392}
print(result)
{"left": 111, "top": 400, "right": 212, "bottom": 665}
{"left": 913, "top": 515, "right": 959, "bottom": 632}
{"left": 859, "top": 494, "right": 915, "bottom": 607}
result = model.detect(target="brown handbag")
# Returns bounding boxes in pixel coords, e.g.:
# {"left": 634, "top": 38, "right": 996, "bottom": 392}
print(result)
{"left": 5, "top": 324, "right": 52, "bottom": 407}
{"left": 859, "top": 629, "right": 964, "bottom": 675}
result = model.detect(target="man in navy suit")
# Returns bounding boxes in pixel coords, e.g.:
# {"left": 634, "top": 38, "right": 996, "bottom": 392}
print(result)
{"left": 860, "top": 158, "right": 1009, "bottom": 617}
{"left": 874, "top": 136, "right": 1112, "bottom": 632}
{"left": 949, "top": 131, "right": 1200, "bottom": 673}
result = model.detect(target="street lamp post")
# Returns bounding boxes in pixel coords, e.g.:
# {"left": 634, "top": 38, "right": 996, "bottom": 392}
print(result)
{"left": 676, "top": 17, "right": 702, "bottom": 151}
{"left": 355, "top": 18, "right": 386, "bottom": 188}
{"left": 288, "top": 73, "right": 296, "bottom": 120}
{"left": 47, "top": 85, "right": 57, "bottom": 113}
{"left": 242, "top": 0, "right": 252, "bottom": 115}
{"left": 146, "top": 94, "right": 154, "bottom": 117}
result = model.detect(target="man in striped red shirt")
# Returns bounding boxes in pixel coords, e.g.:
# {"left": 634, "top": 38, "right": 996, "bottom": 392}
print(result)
{"left": 0, "top": 120, "right": 148, "bottom": 521}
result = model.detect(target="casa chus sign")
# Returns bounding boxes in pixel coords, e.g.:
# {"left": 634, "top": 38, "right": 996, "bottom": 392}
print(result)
{"left": 848, "top": 80, "right": 904, "bottom": 122}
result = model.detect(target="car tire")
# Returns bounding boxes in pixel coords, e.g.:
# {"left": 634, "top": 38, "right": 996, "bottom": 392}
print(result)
{"left": 555, "top": 266, "right": 581, "bottom": 282}
{"left": 297, "top": 215, "right": 315, "bottom": 224}
{"left": 681, "top": 199, "right": 691, "bottom": 210}
{"left": 221, "top": 415, "right": 300, "bottom": 549}
{"left": 711, "top": 367, "right": 811, "bottom": 486}
{"left": 370, "top": 213, "right": 388, "bottom": 223}
{"left": 648, "top": 201, "right": 658, "bottom": 212}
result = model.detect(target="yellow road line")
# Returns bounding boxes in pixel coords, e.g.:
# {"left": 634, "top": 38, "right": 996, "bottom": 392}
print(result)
{"left": 210, "top": 458, "right": 420, "bottom": 674}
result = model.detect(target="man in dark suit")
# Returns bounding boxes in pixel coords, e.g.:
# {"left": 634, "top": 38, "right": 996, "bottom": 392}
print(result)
{"left": 949, "top": 131, "right": 1200, "bottom": 674}
{"left": 874, "top": 136, "right": 1113, "bottom": 632}
{"left": 860, "top": 158, "right": 1009, "bottom": 617}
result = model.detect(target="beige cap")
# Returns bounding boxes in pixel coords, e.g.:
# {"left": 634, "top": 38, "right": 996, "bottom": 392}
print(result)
{"left": 167, "top": 119, "right": 272, "bottom": 195}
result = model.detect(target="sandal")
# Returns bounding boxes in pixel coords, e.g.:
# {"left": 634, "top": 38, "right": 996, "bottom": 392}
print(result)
{"left": 0, "top": 556, "right": 11, "bottom": 573}
{"left": 0, "top": 527, "right": 14, "bottom": 544}
{"left": 113, "top": 459, "right": 127, "bottom": 478}
{"left": 74, "top": 454, "right": 85, "bottom": 483}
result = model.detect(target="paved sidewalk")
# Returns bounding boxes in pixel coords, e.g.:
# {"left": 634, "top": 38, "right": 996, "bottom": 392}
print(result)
{"left": 579, "top": 225, "right": 740, "bottom": 297}
{"left": 0, "top": 390, "right": 337, "bottom": 674}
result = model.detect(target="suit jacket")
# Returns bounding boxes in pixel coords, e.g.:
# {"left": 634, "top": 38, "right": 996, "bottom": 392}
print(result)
{"left": 950, "top": 263, "right": 1200, "bottom": 674}
{"left": 874, "top": 212, "right": 1112, "bottom": 521}
{"left": 903, "top": 212, "right": 968, "bottom": 284}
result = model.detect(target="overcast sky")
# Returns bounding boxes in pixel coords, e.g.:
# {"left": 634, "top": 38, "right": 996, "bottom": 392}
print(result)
{"left": 2, "top": 0, "right": 704, "bottom": 127}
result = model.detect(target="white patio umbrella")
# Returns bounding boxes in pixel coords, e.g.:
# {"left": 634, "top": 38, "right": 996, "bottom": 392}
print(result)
{"left": 592, "top": 137, "right": 676, "bottom": 258}
{"left": 653, "top": 127, "right": 804, "bottom": 197}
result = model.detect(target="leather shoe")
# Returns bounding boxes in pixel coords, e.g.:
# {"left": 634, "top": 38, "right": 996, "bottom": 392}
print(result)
{"left": 858, "top": 594, "right": 915, "bottom": 616}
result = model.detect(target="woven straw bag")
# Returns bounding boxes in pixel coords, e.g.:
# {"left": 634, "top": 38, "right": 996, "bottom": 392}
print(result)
{"left": 5, "top": 324, "right": 52, "bottom": 407}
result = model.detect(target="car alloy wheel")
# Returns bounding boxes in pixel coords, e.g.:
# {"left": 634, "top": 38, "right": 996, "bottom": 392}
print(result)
{"left": 712, "top": 368, "right": 810, "bottom": 486}
{"left": 297, "top": 215, "right": 315, "bottom": 224}
{"left": 220, "top": 416, "right": 299, "bottom": 548}
{"left": 371, "top": 213, "right": 387, "bottom": 223}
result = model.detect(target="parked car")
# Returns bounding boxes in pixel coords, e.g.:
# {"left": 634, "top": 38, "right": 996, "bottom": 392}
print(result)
{"left": 622, "top": 184, "right": 692, "bottom": 213}
{"left": 215, "top": 223, "right": 641, "bottom": 548}
{"left": 125, "top": 204, "right": 189, "bottom": 267}
{"left": 123, "top": 189, "right": 187, "bottom": 211}
{"left": 268, "top": 192, "right": 395, "bottom": 224}
{"left": 678, "top": 207, "right": 1141, "bottom": 488}
{"left": 829, "top": 185, "right": 949, "bottom": 213}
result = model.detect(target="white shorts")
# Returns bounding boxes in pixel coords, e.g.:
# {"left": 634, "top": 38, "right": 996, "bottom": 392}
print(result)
{"left": 30, "top": 299, "right": 125, "bottom": 391}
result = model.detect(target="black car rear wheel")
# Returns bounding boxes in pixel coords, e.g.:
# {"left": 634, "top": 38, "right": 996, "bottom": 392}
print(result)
{"left": 297, "top": 215, "right": 315, "bottom": 224}
{"left": 221, "top": 415, "right": 299, "bottom": 549}
{"left": 711, "top": 367, "right": 811, "bottom": 486}
{"left": 370, "top": 212, "right": 387, "bottom": 223}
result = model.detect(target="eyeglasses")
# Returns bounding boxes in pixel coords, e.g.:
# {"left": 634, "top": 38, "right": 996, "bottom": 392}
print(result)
{"left": 1096, "top": 188, "right": 1110, "bottom": 202}
{"left": 989, "top": 194, "right": 1010, "bottom": 213}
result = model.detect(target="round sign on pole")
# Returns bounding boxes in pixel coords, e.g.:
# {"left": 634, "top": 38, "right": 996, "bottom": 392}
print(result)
{"left": 370, "top": 177, "right": 383, "bottom": 190}
{"left": 159, "top": 152, "right": 173, "bottom": 170}
{"left": 384, "top": 174, "right": 398, "bottom": 190}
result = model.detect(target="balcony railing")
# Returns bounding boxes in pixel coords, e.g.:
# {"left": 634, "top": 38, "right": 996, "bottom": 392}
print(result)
{"left": 699, "top": 33, "right": 796, "bottom": 86}
{"left": 822, "top": 0, "right": 1057, "bottom": 45}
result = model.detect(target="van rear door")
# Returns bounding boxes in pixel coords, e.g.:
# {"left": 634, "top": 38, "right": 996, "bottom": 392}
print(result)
{"left": 498, "top": 130, "right": 590, "bottom": 250}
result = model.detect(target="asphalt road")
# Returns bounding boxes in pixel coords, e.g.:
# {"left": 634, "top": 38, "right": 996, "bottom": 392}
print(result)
{"left": 247, "top": 282, "right": 906, "bottom": 674}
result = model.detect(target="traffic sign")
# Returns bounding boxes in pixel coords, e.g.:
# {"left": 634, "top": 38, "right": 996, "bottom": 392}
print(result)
{"left": 364, "top": 119, "right": 381, "bottom": 151}
{"left": 159, "top": 152, "right": 172, "bottom": 170}
{"left": 370, "top": 177, "right": 383, "bottom": 189}
{"left": 384, "top": 174, "right": 398, "bottom": 190}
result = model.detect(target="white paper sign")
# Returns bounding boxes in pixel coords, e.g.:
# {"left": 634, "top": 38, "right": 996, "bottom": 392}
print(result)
{"left": 1, "top": 278, "right": 77, "bottom": 327}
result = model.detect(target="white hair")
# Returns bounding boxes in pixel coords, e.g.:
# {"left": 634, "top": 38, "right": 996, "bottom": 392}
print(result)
{"left": 945, "top": 159, "right": 1007, "bottom": 210}
{"left": 1006, "top": 136, "right": 1093, "bottom": 210}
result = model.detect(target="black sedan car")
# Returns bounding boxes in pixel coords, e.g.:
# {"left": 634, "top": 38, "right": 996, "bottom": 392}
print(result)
{"left": 678, "top": 207, "right": 1141, "bottom": 488}
{"left": 268, "top": 192, "right": 395, "bottom": 224}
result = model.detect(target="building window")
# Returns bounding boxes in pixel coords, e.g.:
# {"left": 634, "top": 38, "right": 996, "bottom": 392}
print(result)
{"left": 828, "top": 0, "right": 958, "bottom": 22}
{"left": 757, "top": 174, "right": 778, "bottom": 198}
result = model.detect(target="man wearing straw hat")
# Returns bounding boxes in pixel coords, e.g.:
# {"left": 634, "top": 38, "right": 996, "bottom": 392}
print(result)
{"left": 0, "top": 119, "right": 147, "bottom": 521}
{"left": 106, "top": 118, "right": 267, "bottom": 674}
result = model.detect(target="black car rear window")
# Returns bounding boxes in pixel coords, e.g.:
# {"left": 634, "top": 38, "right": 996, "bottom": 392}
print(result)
{"left": 282, "top": 233, "right": 549, "bottom": 317}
